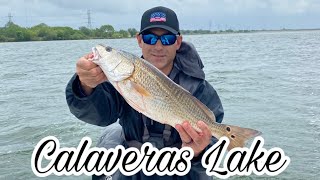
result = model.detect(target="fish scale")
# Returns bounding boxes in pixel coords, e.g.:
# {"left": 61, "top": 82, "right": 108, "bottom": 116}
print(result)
{"left": 133, "top": 59, "right": 199, "bottom": 125}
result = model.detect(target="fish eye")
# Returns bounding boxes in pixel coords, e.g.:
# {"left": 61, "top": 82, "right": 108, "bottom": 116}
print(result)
{"left": 105, "top": 46, "right": 112, "bottom": 52}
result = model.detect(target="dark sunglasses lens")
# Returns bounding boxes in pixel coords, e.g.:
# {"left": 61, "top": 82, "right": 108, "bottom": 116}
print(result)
{"left": 160, "top": 35, "right": 177, "bottom": 45}
{"left": 142, "top": 34, "right": 177, "bottom": 45}
{"left": 142, "top": 34, "right": 158, "bottom": 45}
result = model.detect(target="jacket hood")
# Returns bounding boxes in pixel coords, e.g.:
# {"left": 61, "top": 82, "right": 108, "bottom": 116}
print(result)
{"left": 176, "top": 41, "right": 205, "bottom": 80}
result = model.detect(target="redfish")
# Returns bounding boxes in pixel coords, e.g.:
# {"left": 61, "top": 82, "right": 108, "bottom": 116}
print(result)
{"left": 91, "top": 44, "right": 261, "bottom": 150}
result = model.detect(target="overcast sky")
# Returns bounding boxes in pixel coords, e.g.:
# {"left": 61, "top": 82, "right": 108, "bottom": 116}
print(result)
{"left": 1, "top": 0, "right": 319, "bottom": 30}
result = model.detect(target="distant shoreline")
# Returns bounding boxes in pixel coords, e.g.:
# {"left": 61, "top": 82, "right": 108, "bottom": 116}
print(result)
{"left": 181, "top": 28, "right": 320, "bottom": 35}
{"left": 1, "top": 22, "right": 319, "bottom": 43}
{"left": 237, "top": 28, "right": 320, "bottom": 32}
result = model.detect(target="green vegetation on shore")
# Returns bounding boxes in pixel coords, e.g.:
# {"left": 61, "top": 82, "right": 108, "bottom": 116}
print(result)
{"left": 0, "top": 22, "right": 254, "bottom": 42}
{"left": 1, "top": 22, "right": 319, "bottom": 42}
{"left": 0, "top": 22, "right": 138, "bottom": 42}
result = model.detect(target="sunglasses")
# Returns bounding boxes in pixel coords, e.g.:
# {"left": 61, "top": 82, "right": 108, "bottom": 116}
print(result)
{"left": 142, "top": 33, "right": 177, "bottom": 46}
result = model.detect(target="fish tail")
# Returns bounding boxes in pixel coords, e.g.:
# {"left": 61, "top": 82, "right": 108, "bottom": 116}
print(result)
{"left": 212, "top": 124, "right": 261, "bottom": 151}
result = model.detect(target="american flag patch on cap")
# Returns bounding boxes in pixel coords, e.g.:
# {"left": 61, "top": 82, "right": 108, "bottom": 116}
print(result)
{"left": 150, "top": 12, "right": 166, "bottom": 22}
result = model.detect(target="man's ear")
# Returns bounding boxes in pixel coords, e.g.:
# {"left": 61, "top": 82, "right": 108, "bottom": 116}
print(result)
{"left": 136, "top": 33, "right": 143, "bottom": 48}
{"left": 176, "top": 35, "right": 183, "bottom": 50}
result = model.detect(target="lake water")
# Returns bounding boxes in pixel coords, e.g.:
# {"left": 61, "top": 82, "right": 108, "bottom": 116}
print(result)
{"left": 0, "top": 31, "right": 319, "bottom": 179}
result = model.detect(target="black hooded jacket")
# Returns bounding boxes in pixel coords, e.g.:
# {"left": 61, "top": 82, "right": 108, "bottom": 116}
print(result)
{"left": 65, "top": 42, "right": 224, "bottom": 180}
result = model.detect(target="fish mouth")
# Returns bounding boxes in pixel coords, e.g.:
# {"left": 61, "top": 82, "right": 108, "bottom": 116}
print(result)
{"left": 91, "top": 47, "right": 101, "bottom": 62}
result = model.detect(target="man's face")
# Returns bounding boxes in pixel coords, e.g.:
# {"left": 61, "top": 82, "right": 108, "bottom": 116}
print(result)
{"left": 137, "top": 28, "right": 182, "bottom": 75}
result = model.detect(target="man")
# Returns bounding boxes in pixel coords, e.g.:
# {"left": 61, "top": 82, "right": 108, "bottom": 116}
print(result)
{"left": 66, "top": 6, "right": 224, "bottom": 179}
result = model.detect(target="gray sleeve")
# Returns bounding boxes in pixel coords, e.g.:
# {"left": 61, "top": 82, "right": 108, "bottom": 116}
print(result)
{"left": 65, "top": 74, "right": 123, "bottom": 126}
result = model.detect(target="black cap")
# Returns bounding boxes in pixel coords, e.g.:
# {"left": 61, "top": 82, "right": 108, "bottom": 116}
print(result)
{"left": 140, "top": 6, "right": 180, "bottom": 35}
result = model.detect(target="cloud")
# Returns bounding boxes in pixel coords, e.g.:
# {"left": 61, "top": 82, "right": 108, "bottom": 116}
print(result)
{"left": 0, "top": 0, "right": 319, "bottom": 29}
{"left": 269, "top": 0, "right": 316, "bottom": 14}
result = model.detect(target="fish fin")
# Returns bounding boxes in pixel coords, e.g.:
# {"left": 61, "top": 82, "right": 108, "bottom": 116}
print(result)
{"left": 130, "top": 82, "right": 151, "bottom": 97}
{"left": 115, "top": 82, "right": 146, "bottom": 113}
{"left": 123, "top": 96, "right": 145, "bottom": 113}
{"left": 212, "top": 124, "right": 261, "bottom": 151}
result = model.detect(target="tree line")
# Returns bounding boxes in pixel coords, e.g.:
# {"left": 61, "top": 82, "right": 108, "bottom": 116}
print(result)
{"left": 0, "top": 22, "right": 139, "bottom": 42}
{"left": 0, "top": 22, "right": 256, "bottom": 42}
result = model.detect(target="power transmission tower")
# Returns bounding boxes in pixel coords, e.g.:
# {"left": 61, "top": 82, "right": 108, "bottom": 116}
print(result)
{"left": 8, "top": 13, "right": 13, "bottom": 23}
{"left": 87, "top": 10, "right": 92, "bottom": 29}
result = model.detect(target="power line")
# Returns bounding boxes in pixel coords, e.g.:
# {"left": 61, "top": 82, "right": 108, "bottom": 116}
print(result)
{"left": 0, "top": 11, "right": 126, "bottom": 29}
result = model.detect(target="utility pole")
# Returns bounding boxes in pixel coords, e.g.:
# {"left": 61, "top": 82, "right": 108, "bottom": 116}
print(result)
{"left": 87, "top": 10, "right": 92, "bottom": 29}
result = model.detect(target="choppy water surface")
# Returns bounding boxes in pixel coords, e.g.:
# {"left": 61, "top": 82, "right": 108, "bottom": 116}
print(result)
{"left": 0, "top": 30, "right": 319, "bottom": 179}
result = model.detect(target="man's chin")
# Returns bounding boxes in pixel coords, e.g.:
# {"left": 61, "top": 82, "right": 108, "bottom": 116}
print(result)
{"left": 152, "top": 62, "right": 164, "bottom": 69}
{"left": 149, "top": 57, "right": 165, "bottom": 65}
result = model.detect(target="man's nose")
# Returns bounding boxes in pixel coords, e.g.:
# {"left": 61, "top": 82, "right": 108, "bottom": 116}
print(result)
{"left": 154, "top": 39, "right": 164, "bottom": 50}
